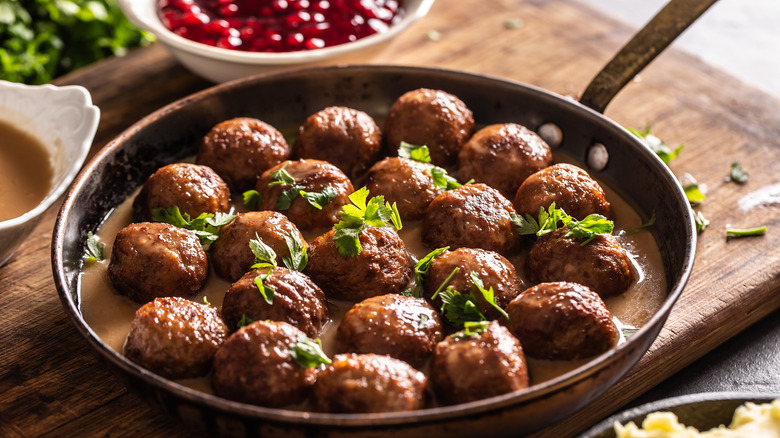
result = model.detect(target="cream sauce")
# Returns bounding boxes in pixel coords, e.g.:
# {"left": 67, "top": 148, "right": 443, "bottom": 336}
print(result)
{"left": 0, "top": 120, "right": 54, "bottom": 221}
{"left": 79, "top": 159, "right": 666, "bottom": 398}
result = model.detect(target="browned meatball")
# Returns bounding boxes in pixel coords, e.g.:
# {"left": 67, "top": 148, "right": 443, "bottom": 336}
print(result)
{"left": 513, "top": 163, "right": 611, "bottom": 220}
{"left": 211, "top": 320, "right": 317, "bottom": 407}
{"left": 384, "top": 88, "right": 474, "bottom": 167}
{"left": 108, "top": 222, "right": 208, "bottom": 303}
{"left": 254, "top": 159, "right": 354, "bottom": 231}
{"left": 220, "top": 267, "right": 329, "bottom": 337}
{"left": 197, "top": 117, "right": 290, "bottom": 192}
{"left": 457, "top": 123, "right": 552, "bottom": 199}
{"left": 364, "top": 157, "right": 444, "bottom": 221}
{"left": 336, "top": 294, "right": 442, "bottom": 367}
{"left": 431, "top": 321, "right": 529, "bottom": 405}
{"left": 210, "top": 211, "right": 306, "bottom": 282}
{"left": 505, "top": 282, "right": 619, "bottom": 360}
{"left": 423, "top": 248, "right": 522, "bottom": 321}
{"left": 133, "top": 163, "right": 231, "bottom": 222}
{"left": 526, "top": 228, "right": 634, "bottom": 298}
{"left": 422, "top": 183, "right": 519, "bottom": 255}
{"left": 124, "top": 297, "right": 228, "bottom": 379}
{"left": 293, "top": 106, "right": 382, "bottom": 181}
{"left": 305, "top": 226, "right": 414, "bottom": 301}
{"left": 312, "top": 353, "right": 427, "bottom": 413}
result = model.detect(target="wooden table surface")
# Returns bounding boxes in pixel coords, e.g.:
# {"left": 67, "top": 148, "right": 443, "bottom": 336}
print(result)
{"left": 2, "top": 0, "right": 780, "bottom": 437}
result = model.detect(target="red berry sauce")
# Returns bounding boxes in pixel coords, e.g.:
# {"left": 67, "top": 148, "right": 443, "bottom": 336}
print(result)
{"left": 158, "top": 0, "right": 405, "bottom": 52}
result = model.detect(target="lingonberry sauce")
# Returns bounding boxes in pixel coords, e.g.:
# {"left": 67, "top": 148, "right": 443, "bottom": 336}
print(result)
{"left": 158, "top": 0, "right": 404, "bottom": 52}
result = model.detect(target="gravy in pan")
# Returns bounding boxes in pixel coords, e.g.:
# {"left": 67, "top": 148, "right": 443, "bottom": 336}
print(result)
{"left": 79, "top": 160, "right": 666, "bottom": 397}
{"left": 0, "top": 121, "right": 53, "bottom": 221}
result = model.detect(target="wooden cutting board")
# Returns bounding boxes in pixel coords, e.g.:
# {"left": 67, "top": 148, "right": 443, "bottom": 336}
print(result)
{"left": 2, "top": 0, "right": 779, "bottom": 436}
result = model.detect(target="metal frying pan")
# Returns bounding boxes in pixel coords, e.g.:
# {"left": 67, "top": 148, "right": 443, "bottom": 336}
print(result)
{"left": 52, "top": 0, "right": 713, "bottom": 435}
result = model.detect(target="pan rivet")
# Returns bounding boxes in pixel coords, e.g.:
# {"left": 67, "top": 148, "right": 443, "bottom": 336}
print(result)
{"left": 537, "top": 123, "right": 562, "bottom": 148}
{"left": 588, "top": 143, "right": 609, "bottom": 171}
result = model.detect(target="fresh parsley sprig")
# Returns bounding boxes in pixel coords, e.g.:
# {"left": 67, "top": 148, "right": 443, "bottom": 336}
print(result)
{"left": 332, "top": 187, "right": 402, "bottom": 257}
{"left": 452, "top": 320, "right": 490, "bottom": 339}
{"left": 248, "top": 235, "right": 278, "bottom": 305}
{"left": 511, "top": 203, "right": 614, "bottom": 246}
{"left": 403, "top": 247, "right": 449, "bottom": 298}
{"left": 627, "top": 124, "right": 684, "bottom": 164}
{"left": 439, "top": 287, "right": 485, "bottom": 328}
{"left": 237, "top": 314, "right": 253, "bottom": 329}
{"left": 282, "top": 233, "right": 308, "bottom": 271}
{"left": 397, "top": 143, "right": 467, "bottom": 190}
{"left": 242, "top": 189, "right": 263, "bottom": 210}
{"left": 152, "top": 206, "right": 236, "bottom": 246}
{"left": 83, "top": 232, "right": 104, "bottom": 264}
{"left": 268, "top": 163, "right": 338, "bottom": 210}
{"left": 469, "top": 271, "right": 509, "bottom": 321}
{"left": 289, "top": 336, "right": 332, "bottom": 368}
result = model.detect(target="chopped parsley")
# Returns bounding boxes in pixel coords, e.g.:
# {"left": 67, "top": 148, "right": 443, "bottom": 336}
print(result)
{"left": 83, "top": 232, "right": 104, "bottom": 264}
{"left": 439, "top": 286, "right": 485, "bottom": 328}
{"left": 249, "top": 234, "right": 278, "bottom": 270}
{"left": 452, "top": 320, "right": 490, "bottom": 338}
{"left": 695, "top": 211, "right": 710, "bottom": 234}
{"left": 289, "top": 336, "right": 332, "bottom": 368}
{"left": 332, "top": 187, "right": 402, "bottom": 257}
{"left": 469, "top": 271, "right": 509, "bottom": 321}
{"left": 242, "top": 189, "right": 263, "bottom": 210}
{"left": 683, "top": 183, "right": 706, "bottom": 206}
{"left": 726, "top": 226, "right": 766, "bottom": 240}
{"left": 405, "top": 246, "right": 449, "bottom": 298}
{"left": 268, "top": 163, "right": 338, "bottom": 210}
{"left": 727, "top": 162, "right": 749, "bottom": 184}
{"left": 398, "top": 142, "right": 432, "bottom": 163}
{"left": 281, "top": 232, "right": 308, "bottom": 272}
{"left": 151, "top": 206, "right": 236, "bottom": 246}
{"left": 627, "top": 124, "right": 684, "bottom": 164}
{"left": 511, "top": 202, "right": 614, "bottom": 246}
{"left": 252, "top": 270, "right": 275, "bottom": 305}
{"left": 236, "top": 314, "right": 253, "bottom": 329}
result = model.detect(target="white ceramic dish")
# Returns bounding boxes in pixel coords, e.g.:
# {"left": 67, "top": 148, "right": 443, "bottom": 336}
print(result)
{"left": 118, "top": 0, "right": 435, "bottom": 83}
{"left": 0, "top": 80, "right": 99, "bottom": 266}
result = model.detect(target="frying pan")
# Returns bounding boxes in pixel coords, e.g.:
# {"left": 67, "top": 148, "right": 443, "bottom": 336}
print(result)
{"left": 52, "top": 0, "right": 712, "bottom": 435}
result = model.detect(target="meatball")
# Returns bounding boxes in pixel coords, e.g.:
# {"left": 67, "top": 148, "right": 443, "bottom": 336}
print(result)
{"left": 108, "top": 222, "right": 208, "bottom": 303}
{"left": 220, "top": 267, "right": 329, "bottom": 337}
{"left": 422, "top": 183, "right": 519, "bottom": 255}
{"left": 364, "top": 157, "right": 444, "bottom": 221}
{"left": 313, "top": 353, "right": 427, "bottom": 413}
{"left": 254, "top": 159, "right": 354, "bottom": 231}
{"left": 212, "top": 320, "right": 317, "bottom": 407}
{"left": 384, "top": 88, "right": 474, "bottom": 166}
{"left": 336, "top": 294, "right": 443, "bottom": 367}
{"left": 197, "top": 117, "right": 290, "bottom": 192}
{"left": 526, "top": 228, "right": 634, "bottom": 298}
{"left": 513, "top": 163, "right": 611, "bottom": 220}
{"left": 457, "top": 123, "right": 552, "bottom": 199}
{"left": 431, "top": 321, "right": 529, "bottom": 405}
{"left": 505, "top": 282, "right": 619, "bottom": 360}
{"left": 124, "top": 297, "right": 228, "bottom": 379}
{"left": 305, "top": 226, "right": 414, "bottom": 301}
{"left": 293, "top": 106, "right": 382, "bottom": 181}
{"left": 133, "top": 163, "right": 231, "bottom": 222}
{"left": 423, "top": 248, "right": 522, "bottom": 321}
{"left": 210, "top": 211, "right": 306, "bottom": 282}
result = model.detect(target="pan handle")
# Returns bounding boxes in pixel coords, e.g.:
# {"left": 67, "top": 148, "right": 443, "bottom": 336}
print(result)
{"left": 579, "top": 0, "right": 718, "bottom": 113}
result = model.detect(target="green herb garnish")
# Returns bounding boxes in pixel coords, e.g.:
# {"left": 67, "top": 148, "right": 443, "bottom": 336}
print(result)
{"left": 620, "top": 211, "right": 656, "bottom": 236}
{"left": 242, "top": 189, "right": 263, "bottom": 210}
{"left": 727, "top": 162, "right": 749, "bottom": 184}
{"left": 406, "top": 247, "right": 449, "bottom": 298}
{"left": 253, "top": 270, "right": 275, "bottom": 305}
{"left": 152, "top": 206, "right": 236, "bottom": 246}
{"left": 430, "top": 166, "right": 465, "bottom": 191}
{"left": 695, "top": 211, "right": 710, "bottom": 234}
{"left": 439, "top": 287, "right": 485, "bottom": 328}
{"left": 249, "top": 234, "right": 278, "bottom": 270}
{"left": 289, "top": 336, "right": 332, "bottom": 368}
{"left": 398, "top": 142, "right": 431, "bottom": 163}
{"left": 83, "top": 232, "right": 104, "bottom": 264}
{"left": 269, "top": 163, "right": 338, "bottom": 210}
{"left": 281, "top": 232, "right": 308, "bottom": 272}
{"left": 726, "top": 226, "right": 766, "bottom": 240}
{"left": 452, "top": 320, "right": 490, "bottom": 338}
{"left": 202, "top": 296, "right": 211, "bottom": 306}
{"left": 627, "top": 124, "right": 684, "bottom": 164}
{"left": 622, "top": 327, "right": 639, "bottom": 340}
{"left": 511, "top": 203, "right": 614, "bottom": 246}
{"left": 684, "top": 183, "right": 706, "bottom": 206}
{"left": 430, "top": 267, "right": 459, "bottom": 301}
{"left": 332, "top": 187, "right": 402, "bottom": 257}
{"left": 469, "top": 271, "right": 509, "bottom": 321}
{"left": 236, "top": 314, "right": 253, "bottom": 329}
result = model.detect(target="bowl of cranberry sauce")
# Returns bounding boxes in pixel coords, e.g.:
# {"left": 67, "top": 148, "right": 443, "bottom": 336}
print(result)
{"left": 118, "top": 0, "right": 434, "bottom": 82}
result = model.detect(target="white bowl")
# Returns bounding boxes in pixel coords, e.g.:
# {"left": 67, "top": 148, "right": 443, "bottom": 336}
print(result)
{"left": 118, "top": 0, "right": 435, "bottom": 83}
{"left": 0, "top": 81, "right": 99, "bottom": 266}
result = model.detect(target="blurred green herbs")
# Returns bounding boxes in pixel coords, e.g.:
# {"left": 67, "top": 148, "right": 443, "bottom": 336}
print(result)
{"left": 0, "top": 0, "right": 154, "bottom": 84}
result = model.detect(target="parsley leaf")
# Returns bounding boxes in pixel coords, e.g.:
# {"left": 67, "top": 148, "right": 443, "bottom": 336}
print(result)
{"left": 407, "top": 247, "right": 449, "bottom": 298}
{"left": 452, "top": 320, "right": 490, "bottom": 338}
{"left": 237, "top": 314, "right": 253, "bottom": 329}
{"left": 332, "top": 187, "right": 403, "bottom": 257}
{"left": 398, "top": 142, "right": 431, "bottom": 163}
{"left": 249, "top": 234, "right": 278, "bottom": 270}
{"left": 469, "top": 271, "right": 509, "bottom": 320}
{"left": 684, "top": 183, "right": 706, "bottom": 206}
{"left": 439, "top": 287, "right": 485, "bottom": 328}
{"left": 627, "top": 125, "right": 684, "bottom": 164}
{"left": 83, "top": 232, "right": 104, "bottom": 264}
{"left": 269, "top": 163, "right": 339, "bottom": 211}
{"left": 281, "top": 232, "right": 308, "bottom": 271}
{"left": 430, "top": 267, "right": 459, "bottom": 301}
{"left": 727, "top": 162, "right": 749, "bottom": 184}
{"left": 152, "top": 206, "right": 236, "bottom": 246}
{"left": 289, "top": 336, "right": 332, "bottom": 368}
{"left": 511, "top": 203, "right": 613, "bottom": 245}
{"left": 269, "top": 164, "right": 296, "bottom": 187}
{"left": 564, "top": 213, "right": 614, "bottom": 246}
{"left": 300, "top": 186, "right": 338, "bottom": 210}
{"left": 430, "top": 166, "right": 464, "bottom": 190}
{"left": 242, "top": 189, "right": 263, "bottom": 210}
{"left": 253, "top": 270, "right": 275, "bottom": 305}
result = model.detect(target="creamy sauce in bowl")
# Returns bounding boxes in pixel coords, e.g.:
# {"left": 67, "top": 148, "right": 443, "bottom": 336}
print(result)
{"left": 0, "top": 120, "right": 54, "bottom": 221}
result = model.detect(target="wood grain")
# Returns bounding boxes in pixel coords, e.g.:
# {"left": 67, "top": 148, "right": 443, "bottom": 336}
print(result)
{"left": 2, "top": 0, "right": 779, "bottom": 437}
